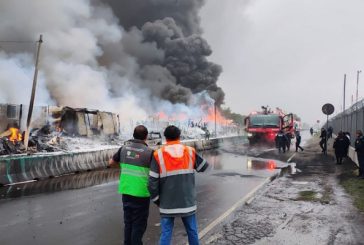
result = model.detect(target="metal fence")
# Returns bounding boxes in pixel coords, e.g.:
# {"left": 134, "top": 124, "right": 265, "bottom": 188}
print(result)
{"left": 330, "top": 99, "right": 364, "bottom": 145}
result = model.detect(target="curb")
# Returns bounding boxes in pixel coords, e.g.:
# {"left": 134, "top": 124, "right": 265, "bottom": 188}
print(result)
{"left": 198, "top": 151, "right": 296, "bottom": 241}
{"left": 198, "top": 173, "right": 278, "bottom": 240}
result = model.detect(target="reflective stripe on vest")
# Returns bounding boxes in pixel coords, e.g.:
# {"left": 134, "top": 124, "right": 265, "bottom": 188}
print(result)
{"left": 159, "top": 205, "right": 197, "bottom": 214}
{"left": 157, "top": 149, "right": 167, "bottom": 176}
{"left": 156, "top": 145, "right": 194, "bottom": 178}
{"left": 188, "top": 147, "right": 193, "bottom": 169}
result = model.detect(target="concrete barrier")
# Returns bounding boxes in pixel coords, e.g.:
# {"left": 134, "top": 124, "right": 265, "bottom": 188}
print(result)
{"left": 0, "top": 136, "right": 246, "bottom": 186}
{"left": 0, "top": 147, "right": 119, "bottom": 186}
{"left": 348, "top": 146, "right": 359, "bottom": 167}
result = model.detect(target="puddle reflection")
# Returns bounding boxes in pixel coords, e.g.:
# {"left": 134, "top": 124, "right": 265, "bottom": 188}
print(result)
{"left": 247, "top": 159, "right": 277, "bottom": 171}
{"left": 202, "top": 150, "right": 281, "bottom": 172}
{"left": 0, "top": 169, "right": 119, "bottom": 200}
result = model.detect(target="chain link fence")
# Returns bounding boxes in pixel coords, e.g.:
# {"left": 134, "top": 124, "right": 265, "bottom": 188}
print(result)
{"left": 330, "top": 100, "right": 364, "bottom": 145}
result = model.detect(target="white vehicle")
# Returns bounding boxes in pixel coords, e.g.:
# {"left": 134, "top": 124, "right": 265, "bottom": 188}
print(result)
{"left": 147, "top": 131, "right": 162, "bottom": 146}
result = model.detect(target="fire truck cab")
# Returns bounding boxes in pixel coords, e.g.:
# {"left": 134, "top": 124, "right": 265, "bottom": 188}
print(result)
{"left": 244, "top": 107, "right": 294, "bottom": 145}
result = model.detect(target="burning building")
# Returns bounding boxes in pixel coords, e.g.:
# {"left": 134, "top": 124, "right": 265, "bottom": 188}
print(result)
{"left": 0, "top": 103, "right": 120, "bottom": 155}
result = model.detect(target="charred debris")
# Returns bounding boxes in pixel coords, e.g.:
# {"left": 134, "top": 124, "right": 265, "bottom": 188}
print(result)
{"left": 0, "top": 104, "right": 120, "bottom": 156}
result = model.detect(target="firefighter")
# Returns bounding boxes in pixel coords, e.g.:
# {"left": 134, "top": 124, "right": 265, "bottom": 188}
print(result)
{"left": 109, "top": 125, "right": 154, "bottom": 245}
{"left": 275, "top": 130, "right": 288, "bottom": 153}
{"left": 355, "top": 130, "right": 364, "bottom": 179}
{"left": 148, "top": 125, "right": 209, "bottom": 245}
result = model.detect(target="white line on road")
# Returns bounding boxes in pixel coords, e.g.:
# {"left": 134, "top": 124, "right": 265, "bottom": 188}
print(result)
{"left": 197, "top": 175, "right": 274, "bottom": 240}
{"left": 287, "top": 153, "right": 296, "bottom": 163}
{"left": 263, "top": 148, "right": 276, "bottom": 153}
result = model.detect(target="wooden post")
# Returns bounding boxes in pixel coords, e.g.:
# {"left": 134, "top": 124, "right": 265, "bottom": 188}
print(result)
{"left": 24, "top": 35, "right": 43, "bottom": 150}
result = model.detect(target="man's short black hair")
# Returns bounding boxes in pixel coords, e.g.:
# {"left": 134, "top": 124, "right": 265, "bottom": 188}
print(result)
{"left": 164, "top": 125, "right": 181, "bottom": 141}
{"left": 133, "top": 125, "right": 148, "bottom": 140}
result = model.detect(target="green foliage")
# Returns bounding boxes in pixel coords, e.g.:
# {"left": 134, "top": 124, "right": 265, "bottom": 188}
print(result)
{"left": 296, "top": 191, "right": 318, "bottom": 201}
{"left": 220, "top": 107, "right": 245, "bottom": 125}
{"left": 340, "top": 171, "right": 364, "bottom": 212}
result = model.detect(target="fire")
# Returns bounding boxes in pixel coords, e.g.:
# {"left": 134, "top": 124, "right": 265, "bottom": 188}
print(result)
{"left": 9, "top": 127, "right": 22, "bottom": 143}
{"left": 203, "top": 107, "right": 233, "bottom": 126}
{"left": 153, "top": 106, "right": 233, "bottom": 127}
{"left": 155, "top": 112, "right": 188, "bottom": 121}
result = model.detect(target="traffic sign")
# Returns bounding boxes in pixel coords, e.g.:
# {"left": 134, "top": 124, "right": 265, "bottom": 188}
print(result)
{"left": 322, "top": 103, "right": 335, "bottom": 115}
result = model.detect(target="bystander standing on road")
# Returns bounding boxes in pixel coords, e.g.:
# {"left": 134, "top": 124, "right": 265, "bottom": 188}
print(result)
{"left": 295, "top": 131, "right": 304, "bottom": 152}
{"left": 109, "top": 125, "right": 154, "bottom": 245}
{"left": 285, "top": 132, "right": 291, "bottom": 151}
{"left": 354, "top": 130, "right": 364, "bottom": 179}
{"left": 333, "top": 131, "right": 349, "bottom": 165}
{"left": 148, "top": 125, "right": 209, "bottom": 245}
{"left": 327, "top": 126, "right": 333, "bottom": 139}
{"left": 275, "top": 130, "right": 288, "bottom": 153}
{"left": 319, "top": 128, "right": 327, "bottom": 153}
{"left": 310, "top": 127, "right": 314, "bottom": 136}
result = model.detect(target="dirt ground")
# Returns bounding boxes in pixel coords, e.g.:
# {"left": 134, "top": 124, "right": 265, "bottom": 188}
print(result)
{"left": 202, "top": 137, "right": 364, "bottom": 245}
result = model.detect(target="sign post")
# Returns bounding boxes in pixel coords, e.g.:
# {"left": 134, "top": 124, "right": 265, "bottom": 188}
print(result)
{"left": 322, "top": 103, "right": 335, "bottom": 155}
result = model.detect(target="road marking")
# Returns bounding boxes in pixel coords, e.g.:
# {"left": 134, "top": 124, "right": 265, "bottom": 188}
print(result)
{"left": 287, "top": 153, "right": 296, "bottom": 163}
{"left": 197, "top": 175, "right": 274, "bottom": 240}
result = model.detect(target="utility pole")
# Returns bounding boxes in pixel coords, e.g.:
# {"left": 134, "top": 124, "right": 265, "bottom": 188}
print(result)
{"left": 24, "top": 35, "right": 43, "bottom": 150}
{"left": 342, "top": 74, "right": 346, "bottom": 131}
{"left": 356, "top": 70, "right": 362, "bottom": 103}
{"left": 214, "top": 103, "right": 217, "bottom": 138}
{"left": 343, "top": 74, "right": 346, "bottom": 111}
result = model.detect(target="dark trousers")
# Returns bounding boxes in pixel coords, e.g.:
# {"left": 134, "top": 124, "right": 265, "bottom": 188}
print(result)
{"left": 296, "top": 142, "right": 303, "bottom": 152}
{"left": 358, "top": 155, "right": 364, "bottom": 177}
{"left": 319, "top": 139, "right": 326, "bottom": 152}
{"left": 122, "top": 194, "right": 150, "bottom": 245}
{"left": 335, "top": 154, "right": 343, "bottom": 164}
{"left": 278, "top": 143, "right": 286, "bottom": 153}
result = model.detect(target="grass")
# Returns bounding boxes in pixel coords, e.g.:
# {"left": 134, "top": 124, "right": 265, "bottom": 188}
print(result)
{"left": 295, "top": 187, "right": 332, "bottom": 204}
{"left": 339, "top": 170, "right": 364, "bottom": 212}
{"left": 296, "top": 191, "right": 318, "bottom": 201}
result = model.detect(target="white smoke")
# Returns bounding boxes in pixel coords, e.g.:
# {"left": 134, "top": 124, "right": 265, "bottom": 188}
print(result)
{"left": 0, "top": 0, "right": 222, "bottom": 129}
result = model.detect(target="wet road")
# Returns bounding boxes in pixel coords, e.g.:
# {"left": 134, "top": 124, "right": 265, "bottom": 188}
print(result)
{"left": 0, "top": 140, "right": 296, "bottom": 245}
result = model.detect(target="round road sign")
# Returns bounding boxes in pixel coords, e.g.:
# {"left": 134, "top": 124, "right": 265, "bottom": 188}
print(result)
{"left": 322, "top": 103, "right": 335, "bottom": 115}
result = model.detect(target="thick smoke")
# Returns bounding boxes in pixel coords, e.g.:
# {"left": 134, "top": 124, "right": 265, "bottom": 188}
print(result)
{"left": 104, "top": 0, "right": 205, "bottom": 35}
{"left": 0, "top": 0, "right": 224, "bottom": 124}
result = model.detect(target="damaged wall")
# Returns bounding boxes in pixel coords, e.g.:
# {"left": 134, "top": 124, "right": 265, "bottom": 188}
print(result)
{"left": 0, "top": 103, "right": 119, "bottom": 137}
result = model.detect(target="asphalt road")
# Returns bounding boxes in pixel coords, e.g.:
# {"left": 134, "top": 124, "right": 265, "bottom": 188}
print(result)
{"left": 0, "top": 140, "right": 294, "bottom": 245}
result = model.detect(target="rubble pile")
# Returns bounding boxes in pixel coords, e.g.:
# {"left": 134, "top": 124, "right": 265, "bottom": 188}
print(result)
{"left": 0, "top": 105, "right": 122, "bottom": 156}
{"left": 0, "top": 131, "right": 122, "bottom": 156}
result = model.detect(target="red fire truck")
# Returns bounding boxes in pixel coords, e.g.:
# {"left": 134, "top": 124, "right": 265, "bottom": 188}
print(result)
{"left": 244, "top": 106, "right": 295, "bottom": 145}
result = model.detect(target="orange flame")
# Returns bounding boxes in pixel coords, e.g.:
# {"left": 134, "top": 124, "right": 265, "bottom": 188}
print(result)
{"left": 203, "top": 107, "right": 233, "bottom": 126}
{"left": 9, "top": 127, "right": 22, "bottom": 143}
{"left": 155, "top": 112, "right": 188, "bottom": 121}
{"left": 154, "top": 106, "right": 234, "bottom": 126}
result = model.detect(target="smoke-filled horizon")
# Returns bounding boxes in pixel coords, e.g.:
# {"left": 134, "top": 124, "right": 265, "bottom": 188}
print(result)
{"left": 0, "top": 0, "right": 225, "bottom": 124}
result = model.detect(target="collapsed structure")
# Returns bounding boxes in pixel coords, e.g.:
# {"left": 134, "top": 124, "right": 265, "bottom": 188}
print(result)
{"left": 0, "top": 103, "right": 120, "bottom": 155}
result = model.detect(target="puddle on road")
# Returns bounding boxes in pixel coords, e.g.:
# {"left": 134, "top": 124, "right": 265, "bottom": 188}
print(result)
{"left": 0, "top": 169, "right": 119, "bottom": 200}
{"left": 202, "top": 150, "right": 289, "bottom": 172}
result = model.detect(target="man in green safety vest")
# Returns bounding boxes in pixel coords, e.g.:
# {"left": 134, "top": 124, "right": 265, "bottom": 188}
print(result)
{"left": 109, "top": 125, "right": 154, "bottom": 245}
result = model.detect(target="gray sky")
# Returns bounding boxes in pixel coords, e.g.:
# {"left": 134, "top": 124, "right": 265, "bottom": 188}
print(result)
{"left": 200, "top": 0, "right": 364, "bottom": 124}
